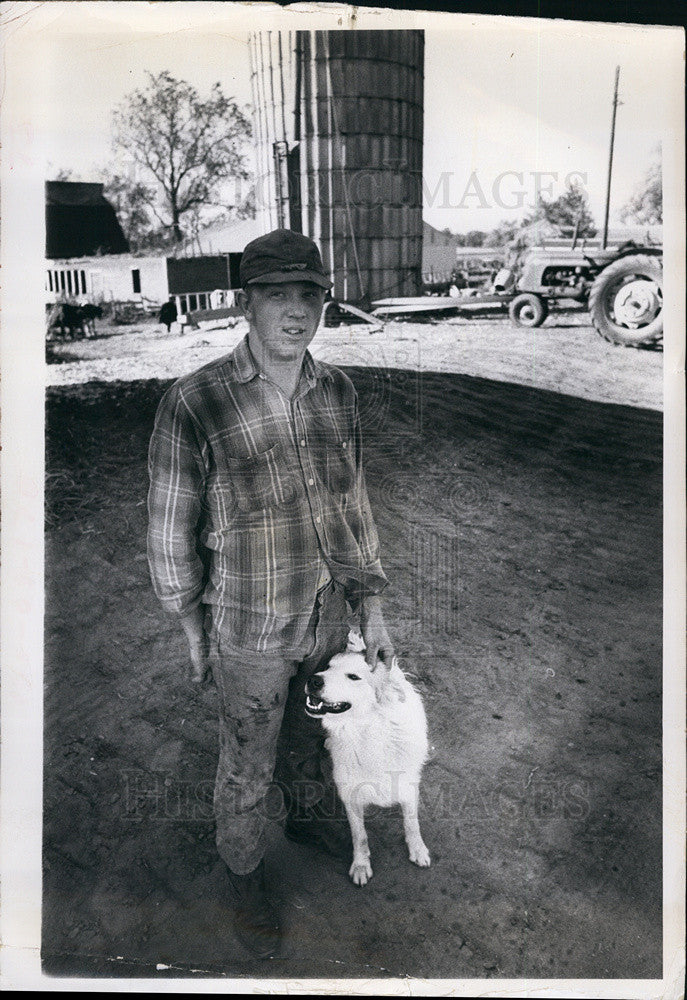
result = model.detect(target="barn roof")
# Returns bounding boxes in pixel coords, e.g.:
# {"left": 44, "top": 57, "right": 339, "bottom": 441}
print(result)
{"left": 174, "top": 215, "right": 263, "bottom": 256}
{"left": 46, "top": 181, "right": 129, "bottom": 259}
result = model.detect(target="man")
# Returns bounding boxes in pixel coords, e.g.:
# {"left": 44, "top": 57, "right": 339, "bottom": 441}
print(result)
{"left": 147, "top": 229, "right": 393, "bottom": 958}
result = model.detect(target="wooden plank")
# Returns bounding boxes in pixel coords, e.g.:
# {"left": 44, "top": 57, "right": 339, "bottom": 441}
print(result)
{"left": 323, "top": 299, "right": 383, "bottom": 328}
{"left": 185, "top": 306, "right": 243, "bottom": 325}
{"left": 370, "top": 294, "right": 511, "bottom": 316}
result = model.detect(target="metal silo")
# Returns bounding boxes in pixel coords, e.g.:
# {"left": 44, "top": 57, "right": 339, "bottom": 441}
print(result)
{"left": 248, "top": 30, "right": 424, "bottom": 303}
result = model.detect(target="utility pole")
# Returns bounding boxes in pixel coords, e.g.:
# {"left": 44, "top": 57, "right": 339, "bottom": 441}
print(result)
{"left": 602, "top": 65, "right": 620, "bottom": 249}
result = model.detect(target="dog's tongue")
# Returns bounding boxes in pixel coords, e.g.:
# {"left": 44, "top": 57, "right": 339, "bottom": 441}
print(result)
{"left": 305, "top": 693, "right": 351, "bottom": 716}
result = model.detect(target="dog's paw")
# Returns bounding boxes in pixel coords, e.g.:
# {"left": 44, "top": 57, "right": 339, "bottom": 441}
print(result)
{"left": 349, "top": 859, "right": 373, "bottom": 886}
{"left": 409, "top": 841, "right": 431, "bottom": 868}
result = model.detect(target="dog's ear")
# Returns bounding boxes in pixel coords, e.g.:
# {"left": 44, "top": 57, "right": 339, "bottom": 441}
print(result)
{"left": 373, "top": 658, "right": 407, "bottom": 704}
{"left": 346, "top": 629, "right": 366, "bottom": 653}
{"left": 389, "top": 660, "right": 408, "bottom": 703}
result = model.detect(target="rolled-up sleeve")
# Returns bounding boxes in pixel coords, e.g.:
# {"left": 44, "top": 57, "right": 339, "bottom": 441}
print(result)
{"left": 147, "top": 384, "right": 207, "bottom": 616}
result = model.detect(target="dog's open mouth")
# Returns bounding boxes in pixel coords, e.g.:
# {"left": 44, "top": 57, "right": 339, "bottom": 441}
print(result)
{"left": 305, "top": 694, "right": 352, "bottom": 717}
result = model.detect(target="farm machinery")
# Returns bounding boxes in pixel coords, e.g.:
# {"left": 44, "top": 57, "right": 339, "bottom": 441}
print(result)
{"left": 372, "top": 239, "right": 663, "bottom": 347}
{"left": 495, "top": 241, "right": 663, "bottom": 346}
{"left": 374, "top": 68, "right": 663, "bottom": 347}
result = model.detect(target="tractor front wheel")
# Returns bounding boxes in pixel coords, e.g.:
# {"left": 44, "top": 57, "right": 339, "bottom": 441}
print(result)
{"left": 508, "top": 293, "right": 548, "bottom": 328}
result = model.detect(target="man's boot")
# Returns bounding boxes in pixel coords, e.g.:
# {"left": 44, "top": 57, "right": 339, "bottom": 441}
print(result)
{"left": 227, "top": 860, "right": 282, "bottom": 959}
{"left": 284, "top": 794, "right": 352, "bottom": 858}
{"left": 284, "top": 814, "right": 352, "bottom": 857}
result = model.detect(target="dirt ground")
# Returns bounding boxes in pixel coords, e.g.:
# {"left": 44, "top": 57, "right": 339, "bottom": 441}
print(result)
{"left": 46, "top": 305, "right": 663, "bottom": 410}
{"left": 43, "top": 313, "right": 662, "bottom": 981}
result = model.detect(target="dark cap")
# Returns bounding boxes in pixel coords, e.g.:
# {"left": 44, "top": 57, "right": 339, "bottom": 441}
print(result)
{"left": 240, "top": 228, "right": 332, "bottom": 289}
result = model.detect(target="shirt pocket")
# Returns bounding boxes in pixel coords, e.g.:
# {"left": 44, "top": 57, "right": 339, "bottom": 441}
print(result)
{"left": 325, "top": 438, "right": 357, "bottom": 494}
{"left": 211, "top": 443, "right": 303, "bottom": 518}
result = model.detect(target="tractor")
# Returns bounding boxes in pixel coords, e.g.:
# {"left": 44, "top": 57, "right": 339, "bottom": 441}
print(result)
{"left": 498, "top": 241, "right": 663, "bottom": 347}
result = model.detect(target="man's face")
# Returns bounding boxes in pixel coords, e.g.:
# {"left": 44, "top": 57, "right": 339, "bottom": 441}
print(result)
{"left": 240, "top": 282, "right": 326, "bottom": 364}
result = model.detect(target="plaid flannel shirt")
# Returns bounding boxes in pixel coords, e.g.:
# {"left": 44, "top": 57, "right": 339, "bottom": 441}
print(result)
{"left": 147, "top": 335, "right": 388, "bottom": 653}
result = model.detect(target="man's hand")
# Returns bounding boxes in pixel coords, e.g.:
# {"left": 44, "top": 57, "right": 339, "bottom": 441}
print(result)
{"left": 180, "top": 605, "right": 212, "bottom": 686}
{"left": 360, "top": 595, "right": 394, "bottom": 670}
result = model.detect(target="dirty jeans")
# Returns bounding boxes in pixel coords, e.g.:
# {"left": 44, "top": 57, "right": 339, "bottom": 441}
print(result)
{"left": 209, "top": 580, "right": 350, "bottom": 875}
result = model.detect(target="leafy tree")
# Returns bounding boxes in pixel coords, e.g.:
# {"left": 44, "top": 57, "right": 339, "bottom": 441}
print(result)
{"left": 464, "top": 229, "right": 486, "bottom": 247}
{"left": 484, "top": 220, "right": 519, "bottom": 247}
{"left": 234, "top": 185, "right": 257, "bottom": 221}
{"left": 527, "top": 179, "right": 596, "bottom": 237}
{"left": 112, "top": 71, "right": 251, "bottom": 243}
{"left": 101, "top": 172, "right": 158, "bottom": 250}
{"left": 52, "top": 167, "right": 74, "bottom": 182}
{"left": 621, "top": 149, "right": 662, "bottom": 225}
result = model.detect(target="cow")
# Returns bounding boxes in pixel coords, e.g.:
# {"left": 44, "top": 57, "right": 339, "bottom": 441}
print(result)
{"left": 79, "top": 303, "right": 103, "bottom": 338}
{"left": 47, "top": 302, "right": 103, "bottom": 340}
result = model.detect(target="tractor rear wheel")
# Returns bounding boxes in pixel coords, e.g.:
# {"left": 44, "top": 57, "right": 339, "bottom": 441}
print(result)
{"left": 588, "top": 254, "right": 663, "bottom": 346}
{"left": 508, "top": 293, "right": 548, "bottom": 328}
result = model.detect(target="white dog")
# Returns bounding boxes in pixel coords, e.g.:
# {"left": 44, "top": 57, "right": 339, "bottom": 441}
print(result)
{"left": 305, "top": 648, "right": 431, "bottom": 886}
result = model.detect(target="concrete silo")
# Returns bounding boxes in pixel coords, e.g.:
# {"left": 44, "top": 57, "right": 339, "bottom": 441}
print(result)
{"left": 248, "top": 30, "right": 424, "bottom": 303}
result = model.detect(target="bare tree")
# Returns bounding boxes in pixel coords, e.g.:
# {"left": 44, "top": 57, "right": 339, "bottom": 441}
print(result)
{"left": 112, "top": 71, "right": 251, "bottom": 243}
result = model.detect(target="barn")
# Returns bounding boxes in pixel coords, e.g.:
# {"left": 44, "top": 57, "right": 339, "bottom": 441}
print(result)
{"left": 45, "top": 181, "right": 262, "bottom": 315}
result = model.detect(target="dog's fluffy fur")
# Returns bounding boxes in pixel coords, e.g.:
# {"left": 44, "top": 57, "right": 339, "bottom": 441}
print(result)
{"left": 305, "top": 649, "right": 430, "bottom": 886}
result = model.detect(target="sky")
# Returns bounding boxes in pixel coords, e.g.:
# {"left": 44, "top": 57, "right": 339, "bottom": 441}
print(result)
{"left": 3, "top": 2, "right": 682, "bottom": 233}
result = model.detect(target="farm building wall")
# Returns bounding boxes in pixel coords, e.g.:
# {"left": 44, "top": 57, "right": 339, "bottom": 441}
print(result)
{"left": 422, "top": 222, "right": 463, "bottom": 283}
{"left": 249, "top": 29, "right": 424, "bottom": 302}
{"left": 45, "top": 255, "right": 169, "bottom": 305}
{"left": 45, "top": 251, "right": 245, "bottom": 312}
{"left": 166, "top": 255, "right": 241, "bottom": 295}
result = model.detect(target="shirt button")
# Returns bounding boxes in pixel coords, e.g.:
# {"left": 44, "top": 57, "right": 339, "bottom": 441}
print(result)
{"left": 316, "top": 516, "right": 321, "bottom": 523}
{"left": 308, "top": 478, "right": 314, "bottom": 486}
{"left": 342, "top": 441, "right": 347, "bottom": 448}
{"left": 300, "top": 439, "right": 306, "bottom": 447}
